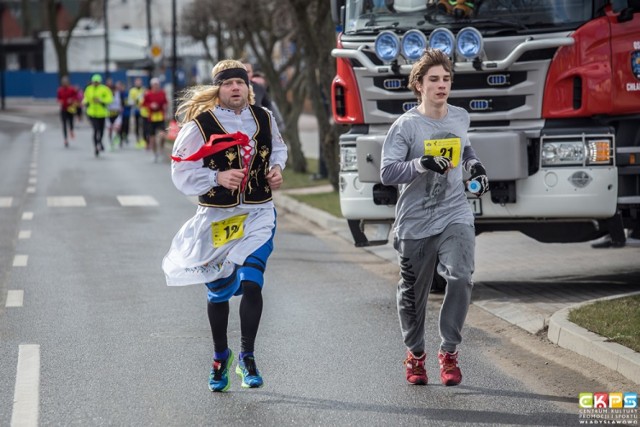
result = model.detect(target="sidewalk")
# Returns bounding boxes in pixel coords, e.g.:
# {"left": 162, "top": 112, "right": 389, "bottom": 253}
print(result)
{"left": 274, "top": 188, "right": 640, "bottom": 385}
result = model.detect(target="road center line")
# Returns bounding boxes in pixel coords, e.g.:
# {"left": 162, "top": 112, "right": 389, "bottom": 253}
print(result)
{"left": 22, "top": 212, "right": 34, "bottom": 220}
{"left": 11, "top": 344, "right": 40, "bottom": 427}
{"left": 18, "top": 230, "right": 32, "bottom": 239}
{"left": 46, "top": 196, "right": 86, "bottom": 207}
{"left": 117, "top": 195, "right": 159, "bottom": 206}
{"left": 13, "top": 255, "right": 28, "bottom": 267}
{"left": 6, "top": 290, "right": 24, "bottom": 307}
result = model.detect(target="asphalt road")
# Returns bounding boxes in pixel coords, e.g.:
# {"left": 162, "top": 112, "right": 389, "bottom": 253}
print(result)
{"left": 0, "top": 109, "right": 636, "bottom": 426}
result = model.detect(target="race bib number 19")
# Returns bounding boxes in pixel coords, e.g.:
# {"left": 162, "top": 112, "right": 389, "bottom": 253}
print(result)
{"left": 211, "top": 214, "right": 248, "bottom": 248}
{"left": 424, "top": 137, "right": 461, "bottom": 167}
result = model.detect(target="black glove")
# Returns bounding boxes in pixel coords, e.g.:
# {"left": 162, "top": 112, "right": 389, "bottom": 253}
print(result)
{"left": 468, "top": 163, "right": 489, "bottom": 196}
{"left": 420, "top": 155, "right": 452, "bottom": 175}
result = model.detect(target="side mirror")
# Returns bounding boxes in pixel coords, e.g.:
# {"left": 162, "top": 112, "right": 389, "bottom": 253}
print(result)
{"left": 619, "top": 0, "right": 640, "bottom": 22}
{"left": 331, "top": 0, "right": 346, "bottom": 25}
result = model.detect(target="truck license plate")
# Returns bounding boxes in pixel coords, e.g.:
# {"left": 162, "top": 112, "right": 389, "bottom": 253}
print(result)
{"left": 468, "top": 198, "right": 482, "bottom": 216}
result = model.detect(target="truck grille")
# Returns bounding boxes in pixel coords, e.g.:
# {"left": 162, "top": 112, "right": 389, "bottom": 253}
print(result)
{"left": 377, "top": 95, "right": 526, "bottom": 115}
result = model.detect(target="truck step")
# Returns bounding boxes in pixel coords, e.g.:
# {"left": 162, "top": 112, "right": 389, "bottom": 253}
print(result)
{"left": 618, "top": 196, "right": 640, "bottom": 205}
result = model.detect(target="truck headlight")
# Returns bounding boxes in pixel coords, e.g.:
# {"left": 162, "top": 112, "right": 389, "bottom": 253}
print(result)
{"left": 340, "top": 146, "right": 358, "bottom": 172}
{"left": 375, "top": 31, "right": 400, "bottom": 62}
{"left": 587, "top": 139, "right": 612, "bottom": 165}
{"left": 541, "top": 137, "right": 613, "bottom": 167}
{"left": 429, "top": 28, "right": 455, "bottom": 57}
{"left": 541, "top": 141, "right": 585, "bottom": 166}
{"left": 401, "top": 30, "right": 427, "bottom": 61}
{"left": 455, "top": 27, "right": 483, "bottom": 60}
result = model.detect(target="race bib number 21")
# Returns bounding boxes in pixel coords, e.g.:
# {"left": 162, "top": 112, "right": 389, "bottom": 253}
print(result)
{"left": 211, "top": 214, "right": 248, "bottom": 247}
{"left": 424, "top": 137, "right": 461, "bottom": 167}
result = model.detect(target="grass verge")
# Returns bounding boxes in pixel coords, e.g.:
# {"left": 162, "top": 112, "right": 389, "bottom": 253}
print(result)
{"left": 281, "top": 158, "right": 329, "bottom": 190}
{"left": 289, "top": 192, "right": 342, "bottom": 218}
{"left": 568, "top": 295, "right": 640, "bottom": 352}
{"left": 280, "top": 157, "right": 342, "bottom": 217}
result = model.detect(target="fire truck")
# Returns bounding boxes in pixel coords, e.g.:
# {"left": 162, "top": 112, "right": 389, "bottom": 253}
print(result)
{"left": 330, "top": 0, "right": 640, "bottom": 247}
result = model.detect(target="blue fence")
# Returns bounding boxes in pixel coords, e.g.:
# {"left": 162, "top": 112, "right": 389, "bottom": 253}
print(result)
{"left": 1, "top": 70, "right": 147, "bottom": 99}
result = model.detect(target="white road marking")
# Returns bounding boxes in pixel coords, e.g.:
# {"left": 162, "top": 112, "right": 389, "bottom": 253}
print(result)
{"left": 6, "top": 290, "right": 24, "bottom": 307}
{"left": 28, "top": 178, "right": 37, "bottom": 184}
{"left": 26, "top": 187, "right": 36, "bottom": 194}
{"left": 0, "top": 114, "right": 34, "bottom": 125}
{"left": 11, "top": 344, "right": 40, "bottom": 427}
{"left": 29, "top": 163, "right": 36, "bottom": 169}
{"left": 29, "top": 170, "right": 37, "bottom": 176}
{"left": 13, "top": 255, "right": 28, "bottom": 267}
{"left": 0, "top": 197, "right": 12, "bottom": 207}
{"left": 18, "top": 230, "right": 31, "bottom": 239}
{"left": 22, "top": 212, "right": 34, "bottom": 220}
{"left": 32, "top": 121, "right": 46, "bottom": 133}
{"left": 117, "top": 195, "right": 159, "bottom": 206}
{"left": 46, "top": 196, "right": 86, "bottom": 207}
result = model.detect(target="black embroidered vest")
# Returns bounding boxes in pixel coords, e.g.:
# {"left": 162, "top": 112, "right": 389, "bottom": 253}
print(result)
{"left": 193, "top": 105, "right": 273, "bottom": 208}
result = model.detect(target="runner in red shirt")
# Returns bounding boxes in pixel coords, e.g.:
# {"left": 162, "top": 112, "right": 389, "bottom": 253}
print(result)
{"left": 142, "top": 77, "right": 168, "bottom": 162}
{"left": 57, "top": 76, "right": 79, "bottom": 148}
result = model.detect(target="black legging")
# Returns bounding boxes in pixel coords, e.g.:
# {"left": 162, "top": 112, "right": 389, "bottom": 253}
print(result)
{"left": 60, "top": 110, "right": 74, "bottom": 140}
{"left": 90, "top": 117, "right": 106, "bottom": 149}
{"left": 207, "top": 281, "right": 263, "bottom": 354}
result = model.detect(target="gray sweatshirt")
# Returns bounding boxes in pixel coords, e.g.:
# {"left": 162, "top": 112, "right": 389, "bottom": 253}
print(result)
{"left": 380, "top": 105, "right": 480, "bottom": 240}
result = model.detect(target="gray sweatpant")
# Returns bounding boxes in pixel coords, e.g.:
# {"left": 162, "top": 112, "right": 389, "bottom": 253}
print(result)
{"left": 393, "top": 222, "right": 475, "bottom": 354}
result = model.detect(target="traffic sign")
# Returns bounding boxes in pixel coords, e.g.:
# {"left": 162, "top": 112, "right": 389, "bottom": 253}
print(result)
{"left": 150, "top": 44, "right": 163, "bottom": 59}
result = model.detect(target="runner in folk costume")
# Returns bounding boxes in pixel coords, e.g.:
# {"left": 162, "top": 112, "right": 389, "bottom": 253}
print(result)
{"left": 380, "top": 49, "right": 489, "bottom": 387}
{"left": 162, "top": 59, "right": 287, "bottom": 392}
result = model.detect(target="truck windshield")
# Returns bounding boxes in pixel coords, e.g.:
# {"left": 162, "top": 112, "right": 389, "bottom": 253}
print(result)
{"left": 343, "top": 0, "right": 594, "bottom": 34}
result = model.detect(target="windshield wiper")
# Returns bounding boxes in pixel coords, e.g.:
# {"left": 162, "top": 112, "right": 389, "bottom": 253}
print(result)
{"left": 354, "top": 22, "right": 408, "bottom": 34}
{"left": 466, "top": 18, "right": 528, "bottom": 30}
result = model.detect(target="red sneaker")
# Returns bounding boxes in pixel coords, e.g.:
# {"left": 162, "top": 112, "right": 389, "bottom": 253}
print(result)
{"left": 404, "top": 351, "right": 427, "bottom": 385}
{"left": 438, "top": 350, "right": 462, "bottom": 386}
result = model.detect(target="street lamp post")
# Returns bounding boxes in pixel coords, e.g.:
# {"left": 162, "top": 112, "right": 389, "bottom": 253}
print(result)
{"left": 171, "top": 0, "right": 177, "bottom": 113}
{"left": 104, "top": 0, "right": 110, "bottom": 78}
{"left": 0, "top": 4, "right": 6, "bottom": 110}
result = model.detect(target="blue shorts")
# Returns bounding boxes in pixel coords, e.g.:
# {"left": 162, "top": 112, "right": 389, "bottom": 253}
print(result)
{"left": 205, "top": 226, "right": 275, "bottom": 303}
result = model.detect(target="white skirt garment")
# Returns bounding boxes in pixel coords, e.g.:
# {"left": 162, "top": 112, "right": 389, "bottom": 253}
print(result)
{"left": 162, "top": 205, "right": 275, "bottom": 286}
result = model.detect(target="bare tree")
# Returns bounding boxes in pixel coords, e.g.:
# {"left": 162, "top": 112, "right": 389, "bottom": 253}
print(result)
{"left": 180, "top": 0, "right": 342, "bottom": 179}
{"left": 181, "top": 0, "right": 248, "bottom": 64}
{"left": 20, "top": 0, "right": 32, "bottom": 36}
{"left": 233, "top": 1, "right": 309, "bottom": 173}
{"left": 286, "top": 0, "right": 344, "bottom": 189}
{"left": 44, "top": 0, "right": 98, "bottom": 80}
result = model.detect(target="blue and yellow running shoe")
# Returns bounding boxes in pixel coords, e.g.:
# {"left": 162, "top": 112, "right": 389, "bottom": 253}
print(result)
{"left": 236, "top": 355, "right": 263, "bottom": 388}
{"left": 208, "top": 350, "right": 234, "bottom": 392}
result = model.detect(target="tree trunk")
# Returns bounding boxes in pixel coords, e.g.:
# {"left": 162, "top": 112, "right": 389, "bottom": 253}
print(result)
{"left": 45, "top": 0, "right": 95, "bottom": 80}
{"left": 288, "top": 0, "right": 342, "bottom": 190}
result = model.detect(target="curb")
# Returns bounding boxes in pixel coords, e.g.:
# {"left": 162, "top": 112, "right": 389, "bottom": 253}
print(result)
{"left": 273, "top": 191, "right": 347, "bottom": 234}
{"left": 548, "top": 291, "right": 640, "bottom": 385}
{"left": 276, "top": 190, "right": 640, "bottom": 385}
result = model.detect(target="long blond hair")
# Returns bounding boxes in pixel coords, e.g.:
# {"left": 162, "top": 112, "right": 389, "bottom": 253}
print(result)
{"left": 175, "top": 59, "right": 256, "bottom": 124}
